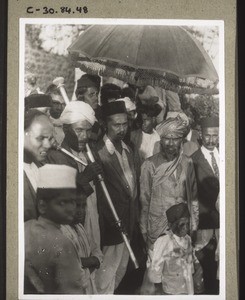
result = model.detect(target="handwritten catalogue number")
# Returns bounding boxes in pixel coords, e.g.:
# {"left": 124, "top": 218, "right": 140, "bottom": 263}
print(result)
{"left": 26, "top": 6, "right": 88, "bottom": 14}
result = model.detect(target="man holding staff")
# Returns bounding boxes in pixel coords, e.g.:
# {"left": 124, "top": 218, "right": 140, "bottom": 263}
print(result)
{"left": 47, "top": 101, "right": 103, "bottom": 258}
{"left": 95, "top": 101, "right": 138, "bottom": 294}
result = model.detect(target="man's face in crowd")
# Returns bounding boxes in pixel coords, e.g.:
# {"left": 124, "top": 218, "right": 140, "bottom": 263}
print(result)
{"left": 82, "top": 87, "right": 99, "bottom": 110}
{"left": 50, "top": 94, "right": 65, "bottom": 119}
{"left": 171, "top": 217, "right": 189, "bottom": 237}
{"left": 107, "top": 113, "right": 128, "bottom": 143}
{"left": 141, "top": 113, "right": 155, "bottom": 134}
{"left": 40, "top": 194, "right": 77, "bottom": 225}
{"left": 71, "top": 120, "right": 92, "bottom": 151}
{"left": 160, "top": 133, "right": 182, "bottom": 161}
{"left": 201, "top": 127, "right": 219, "bottom": 151}
{"left": 24, "top": 115, "right": 54, "bottom": 162}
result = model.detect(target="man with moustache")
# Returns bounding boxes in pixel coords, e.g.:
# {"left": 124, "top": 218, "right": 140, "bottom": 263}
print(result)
{"left": 47, "top": 101, "right": 103, "bottom": 258}
{"left": 95, "top": 101, "right": 138, "bottom": 294}
{"left": 24, "top": 109, "right": 55, "bottom": 221}
{"left": 76, "top": 74, "right": 104, "bottom": 143}
{"left": 140, "top": 115, "right": 199, "bottom": 249}
{"left": 191, "top": 116, "right": 220, "bottom": 294}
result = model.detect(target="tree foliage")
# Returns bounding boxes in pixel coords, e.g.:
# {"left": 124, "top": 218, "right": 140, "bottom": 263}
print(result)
{"left": 181, "top": 94, "right": 219, "bottom": 127}
{"left": 25, "top": 24, "right": 90, "bottom": 55}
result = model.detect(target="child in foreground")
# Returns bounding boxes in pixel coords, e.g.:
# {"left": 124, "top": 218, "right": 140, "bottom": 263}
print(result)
{"left": 24, "top": 164, "right": 87, "bottom": 294}
{"left": 61, "top": 191, "right": 103, "bottom": 294}
{"left": 148, "top": 202, "right": 199, "bottom": 295}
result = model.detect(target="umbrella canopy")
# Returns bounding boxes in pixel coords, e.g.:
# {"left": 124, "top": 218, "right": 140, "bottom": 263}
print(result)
{"left": 68, "top": 25, "right": 219, "bottom": 94}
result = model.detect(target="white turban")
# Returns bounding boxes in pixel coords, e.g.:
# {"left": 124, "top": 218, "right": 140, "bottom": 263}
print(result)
{"left": 116, "top": 97, "right": 136, "bottom": 112}
{"left": 59, "top": 101, "right": 96, "bottom": 125}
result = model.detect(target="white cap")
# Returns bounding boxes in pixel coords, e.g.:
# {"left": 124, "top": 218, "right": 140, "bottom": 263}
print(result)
{"left": 37, "top": 164, "right": 77, "bottom": 189}
{"left": 59, "top": 101, "right": 96, "bottom": 125}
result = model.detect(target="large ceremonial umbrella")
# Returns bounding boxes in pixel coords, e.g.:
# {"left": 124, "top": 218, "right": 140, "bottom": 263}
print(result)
{"left": 68, "top": 25, "right": 219, "bottom": 94}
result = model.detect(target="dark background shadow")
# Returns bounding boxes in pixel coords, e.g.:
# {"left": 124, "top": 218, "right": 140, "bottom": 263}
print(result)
{"left": 0, "top": 0, "right": 7, "bottom": 299}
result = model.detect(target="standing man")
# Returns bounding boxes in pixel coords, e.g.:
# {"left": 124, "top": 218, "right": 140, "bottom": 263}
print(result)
{"left": 95, "top": 101, "right": 138, "bottom": 294}
{"left": 24, "top": 109, "right": 54, "bottom": 221}
{"left": 191, "top": 116, "right": 219, "bottom": 294}
{"left": 47, "top": 101, "right": 103, "bottom": 257}
{"left": 140, "top": 116, "right": 199, "bottom": 249}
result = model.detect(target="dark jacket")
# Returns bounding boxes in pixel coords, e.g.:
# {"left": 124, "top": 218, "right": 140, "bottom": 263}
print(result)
{"left": 96, "top": 139, "right": 138, "bottom": 246}
{"left": 191, "top": 148, "right": 219, "bottom": 229}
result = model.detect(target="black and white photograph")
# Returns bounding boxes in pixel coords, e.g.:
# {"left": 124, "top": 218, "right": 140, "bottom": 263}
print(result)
{"left": 18, "top": 18, "right": 225, "bottom": 299}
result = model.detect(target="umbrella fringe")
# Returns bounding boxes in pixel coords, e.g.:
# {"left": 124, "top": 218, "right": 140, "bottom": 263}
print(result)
{"left": 75, "top": 61, "right": 219, "bottom": 96}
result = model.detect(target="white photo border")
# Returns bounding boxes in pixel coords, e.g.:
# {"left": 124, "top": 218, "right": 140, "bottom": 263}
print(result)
{"left": 19, "top": 18, "right": 225, "bottom": 300}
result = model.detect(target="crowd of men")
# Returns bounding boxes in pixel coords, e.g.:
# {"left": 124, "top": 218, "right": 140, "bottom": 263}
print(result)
{"left": 23, "top": 74, "right": 220, "bottom": 295}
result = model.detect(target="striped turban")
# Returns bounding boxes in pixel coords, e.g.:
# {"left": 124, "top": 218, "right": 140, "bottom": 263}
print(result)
{"left": 157, "top": 115, "right": 189, "bottom": 138}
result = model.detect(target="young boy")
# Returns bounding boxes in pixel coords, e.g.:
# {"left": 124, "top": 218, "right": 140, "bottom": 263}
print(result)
{"left": 61, "top": 191, "right": 103, "bottom": 294}
{"left": 24, "top": 164, "right": 87, "bottom": 294}
{"left": 148, "top": 203, "right": 196, "bottom": 295}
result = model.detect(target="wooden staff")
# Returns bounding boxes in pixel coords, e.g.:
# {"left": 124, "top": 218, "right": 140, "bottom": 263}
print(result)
{"left": 55, "top": 145, "right": 88, "bottom": 167}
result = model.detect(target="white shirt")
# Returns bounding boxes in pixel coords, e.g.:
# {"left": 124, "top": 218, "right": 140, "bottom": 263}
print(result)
{"left": 186, "top": 129, "right": 192, "bottom": 142}
{"left": 139, "top": 130, "right": 160, "bottom": 160}
{"left": 104, "top": 135, "right": 134, "bottom": 196}
{"left": 201, "top": 145, "right": 219, "bottom": 174}
{"left": 24, "top": 162, "right": 39, "bottom": 192}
